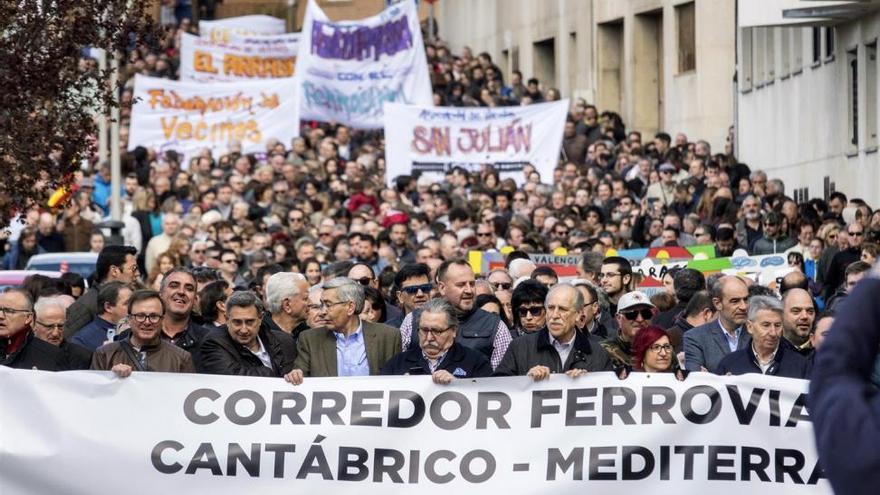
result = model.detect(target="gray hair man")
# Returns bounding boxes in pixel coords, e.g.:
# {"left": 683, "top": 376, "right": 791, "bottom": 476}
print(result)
{"left": 34, "top": 296, "right": 92, "bottom": 369}
{"left": 199, "top": 290, "right": 298, "bottom": 378}
{"left": 494, "top": 283, "right": 613, "bottom": 379}
{"left": 287, "top": 277, "right": 401, "bottom": 383}
{"left": 380, "top": 298, "right": 492, "bottom": 383}
{"left": 264, "top": 272, "right": 311, "bottom": 342}
{"left": 715, "top": 296, "right": 809, "bottom": 378}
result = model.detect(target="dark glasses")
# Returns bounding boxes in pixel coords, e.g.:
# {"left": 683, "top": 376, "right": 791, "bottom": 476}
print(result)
{"left": 517, "top": 306, "right": 545, "bottom": 318}
{"left": 621, "top": 309, "right": 653, "bottom": 321}
{"left": 356, "top": 276, "right": 374, "bottom": 286}
{"left": 491, "top": 282, "right": 512, "bottom": 291}
{"left": 401, "top": 283, "right": 433, "bottom": 295}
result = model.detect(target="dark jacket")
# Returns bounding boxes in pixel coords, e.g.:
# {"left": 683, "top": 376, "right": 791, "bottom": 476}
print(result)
{"left": 381, "top": 342, "right": 492, "bottom": 378}
{"left": 64, "top": 286, "right": 99, "bottom": 338}
{"left": 0, "top": 331, "right": 67, "bottom": 371}
{"left": 161, "top": 319, "right": 209, "bottom": 369}
{"left": 653, "top": 302, "right": 686, "bottom": 330}
{"left": 60, "top": 340, "right": 92, "bottom": 370}
{"left": 810, "top": 276, "right": 880, "bottom": 495}
{"left": 493, "top": 327, "right": 613, "bottom": 376}
{"left": 715, "top": 342, "right": 809, "bottom": 379}
{"left": 70, "top": 315, "right": 116, "bottom": 352}
{"left": 666, "top": 313, "right": 695, "bottom": 354}
{"left": 199, "top": 326, "right": 297, "bottom": 377}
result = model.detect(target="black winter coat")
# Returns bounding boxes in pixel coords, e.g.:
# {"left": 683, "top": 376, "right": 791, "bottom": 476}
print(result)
{"left": 715, "top": 342, "right": 810, "bottom": 379}
{"left": 493, "top": 328, "right": 614, "bottom": 376}
{"left": 198, "top": 325, "right": 297, "bottom": 377}
{"left": 0, "top": 331, "right": 66, "bottom": 371}
{"left": 381, "top": 342, "right": 492, "bottom": 378}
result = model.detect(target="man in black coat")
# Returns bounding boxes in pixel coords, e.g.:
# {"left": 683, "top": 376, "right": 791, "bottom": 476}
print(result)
{"left": 494, "top": 284, "right": 613, "bottom": 379}
{"left": 715, "top": 295, "right": 809, "bottom": 379}
{"left": 32, "top": 296, "right": 91, "bottom": 370}
{"left": 199, "top": 291, "right": 297, "bottom": 378}
{"left": 0, "top": 289, "right": 66, "bottom": 371}
{"left": 381, "top": 298, "right": 492, "bottom": 383}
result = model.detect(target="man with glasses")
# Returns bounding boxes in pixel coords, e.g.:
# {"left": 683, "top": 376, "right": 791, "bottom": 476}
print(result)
{"left": 287, "top": 208, "right": 308, "bottom": 238}
{"left": 486, "top": 269, "right": 514, "bottom": 322}
{"left": 752, "top": 211, "right": 796, "bottom": 254}
{"left": 199, "top": 291, "right": 297, "bottom": 378}
{"left": 33, "top": 295, "right": 92, "bottom": 369}
{"left": 381, "top": 298, "right": 492, "bottom": 382}
{"left": 684, "top": 275, "right": 751, "bottom": 372}
{"left": 388, "top": 263, "right": 432, "bottom": 327}
{"left": 601, "top": 291, "right": 656, "bottom": 369}
{"left": 476, "top": 224, "right": 499, "bottom": 251}
{"left": 287, "top": 277, "right": 400, "bottom": 382}
{"left": 495, "top": 284, "right": 613, "bottom": 378}
{"left": 645, "top": 162, "right": 677, "bottom": 206}
{"left": 598, "top": 256, "right": 633, "bottom": 316}
{"left": 91, "top": 290, "right": 196, "bottom": 376}
{"left": 826, "top": 222, "right": 866, "bottom": 298}
{"left": 348, "top": 262, "right": 402, "bottom": 324}
{"left": 0, "top": 289, "right": 66, "bottom": 370}
{"left": 218, "top": 249, "right": 246, "bottom": 287}
{"left": 189, "top": 240, "right": 208, "bottom": 268}
{"left": 65, "top": 245, "right": 139, "bottom": 337}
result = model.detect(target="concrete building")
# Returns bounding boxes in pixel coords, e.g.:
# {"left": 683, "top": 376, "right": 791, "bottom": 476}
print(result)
{"left": 435, "top": 0, "right": 736, "bottom": 151}
{"left": 737, "top": 0, "right": 880, "bottom": 205}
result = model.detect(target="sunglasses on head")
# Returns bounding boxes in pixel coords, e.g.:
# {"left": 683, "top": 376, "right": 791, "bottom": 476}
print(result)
{"left": 621, "top": 308, "right": 653, "bottom": 321}
{"left": 517, "top": 306, "right": 545, "bottom": 318}
{"left": 400, "top": 283, "right": 433, "bottom": 295}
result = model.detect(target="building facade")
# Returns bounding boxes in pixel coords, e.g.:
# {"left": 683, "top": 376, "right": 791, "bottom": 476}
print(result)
{"left": 737, "top": 0, "right": 880, "bottom": 205}
{"left": 435, "top": 0, "right": 736, "bottom": 151}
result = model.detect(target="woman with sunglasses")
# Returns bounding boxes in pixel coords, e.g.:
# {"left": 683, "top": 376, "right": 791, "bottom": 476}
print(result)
{"left": 509, "top": 279, "right": 549, "bottom": 338}
{"left": 618, "top": 325, "right": 686, "bottom": 380}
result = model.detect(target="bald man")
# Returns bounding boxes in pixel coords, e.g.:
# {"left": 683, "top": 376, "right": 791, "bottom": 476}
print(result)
{"left": 782, "top": 288, "right": 816, "bottom": 356}
{"left": 683, "top": 276, "right": 751, "bottom": 372}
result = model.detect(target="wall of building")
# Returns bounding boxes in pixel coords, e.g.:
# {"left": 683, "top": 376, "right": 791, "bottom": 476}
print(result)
{"left": 737, "top": 13, "right": 880, "bottom": 205}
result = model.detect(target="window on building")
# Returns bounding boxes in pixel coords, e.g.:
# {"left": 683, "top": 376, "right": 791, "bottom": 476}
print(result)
{"left": 781, "top": 28, "right": 791, "bottom": 77}
{"left": 754, "top": 28, "right": 766, "bottom": 85}
{"left": 676, "top": 2, "right": 696, "bottom": 73}
{"left": 848, "top": 48, "right": 859, "bottom": 148}
{"left": 767, "top": 27, "right": 776, "bottom": 81}
{"left": 741, "top": 27, "right": 753, "bottom": 90}
{"left": 812, "top": 27, "right": 822, "bottom": 65}
{"left": 867, "top": 42, "right": 878, "bottom": 148}
{"left": 793, "top": 28, "right": 804, "bottom": 73}
{"left": 826, "top": 27, "right": 836, "bottom": 60}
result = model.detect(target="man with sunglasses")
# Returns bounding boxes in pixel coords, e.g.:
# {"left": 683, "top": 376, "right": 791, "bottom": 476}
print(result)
{"left": 752, "top": 211, "right": 796, "bottom": 255}
{"left": 601, "top": 291, "right": 656, "bottom": 369}
{"left": 825, "top": 222, "right": 866, "bottom": 299}
{"left": 91, "top": 290, "right": 196, "bottom": 376}
{"left": 387, "top": 263, "right": 433, "bottom": 327}
{"left": 348, "top": 262, "right": 402, "bottom": 324}
{"left": 0, "top": 289, "right": 66, "bottom": 371}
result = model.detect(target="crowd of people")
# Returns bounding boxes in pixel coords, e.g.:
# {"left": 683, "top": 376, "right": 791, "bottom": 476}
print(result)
{"left": 1, "top": 15, "right": 879, "bottom": 390}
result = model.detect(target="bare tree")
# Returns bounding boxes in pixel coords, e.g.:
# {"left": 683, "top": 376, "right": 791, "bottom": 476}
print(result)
{"left": 0, "top": 0, "right": 155, "bottom": 228}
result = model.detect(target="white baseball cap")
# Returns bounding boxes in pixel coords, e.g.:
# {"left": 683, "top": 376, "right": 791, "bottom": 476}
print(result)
{"left": 617, "top": 291, "right": 656, "bottom": 313}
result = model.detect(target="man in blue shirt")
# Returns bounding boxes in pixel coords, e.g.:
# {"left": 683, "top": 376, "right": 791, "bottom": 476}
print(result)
{"left": 71, "top": 282, "right": 132, "bottom": 352}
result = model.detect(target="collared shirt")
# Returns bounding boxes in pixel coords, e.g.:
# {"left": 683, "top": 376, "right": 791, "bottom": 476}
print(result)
{"left": 400, "top": 312, "right": 512, "bottom": 370}
{"left": 751, "top": 343, "right": 779, "bottom": 374}
{"left": 551, "top": 335, "right": 573, "bottom": 367}
{"left": 335, "top": 320, "right": 369, "bottom": 377}
{"left": 422, "top": 350, "right": 448, "bottom": 373}
{"left": 718, "top": 319, "right": 742, "bottom": 352}
{"left": 249, "top": 336, "right": 272, "bottom": 369}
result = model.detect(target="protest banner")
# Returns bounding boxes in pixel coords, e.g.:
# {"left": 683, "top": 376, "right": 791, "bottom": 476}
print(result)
{"left": 384, "top": 101, "right": 568, "bottom": 186}
{"left": 179, "top": 32, "right": 300, "bottom": 82}
{"left": 295, "top": 0, "right": 432, "bottom": 128}
{"left": 0, "top": 367, "right": 830, "bottom": 494}
{"left": 198, "top": 15, "right": 286, "bottom": 44}
{"left": 128, "top": 74, "right": 299, "bottom": 165}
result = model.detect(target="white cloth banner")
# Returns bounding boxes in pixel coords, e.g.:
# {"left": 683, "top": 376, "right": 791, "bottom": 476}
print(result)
{"left": 128, "top": 74, "right": 299, "bottom": 163}
{"left": 295, "top": 0, "right": 433, "bottom": 128}
{"left": 0, "top": 367, "right": 830, "bottom": 494}
{"left": 198, "top": 15, "right": 286, "bottom": 44}
{"left": 179, "top": 32, "right": 300, "bottom": 82}
{"left": 383, "top": 101, "right": 568, "bottom": 186}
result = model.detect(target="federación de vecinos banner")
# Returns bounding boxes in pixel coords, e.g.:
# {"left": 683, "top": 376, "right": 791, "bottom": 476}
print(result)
{"left": 179, "top": 32, "right": 300, "bottom": 82}
{"left": 0, "top": 367, "right": 830, "bottom": 494}
{"left": 383, "top": 100, "right": 568, "bottom": 186}
{"left": 198, "top": 15, "right": 286, "bottom": 44}
{"left": 295, "top": 0, "right": 433, "bottom": 128}
{"left": 128, "top": 74, "right": 299, "bottom": 163}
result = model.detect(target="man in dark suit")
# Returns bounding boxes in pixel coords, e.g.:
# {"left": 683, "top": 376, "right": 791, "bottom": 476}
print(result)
{"left": 381, "top": 298, "right": 492, "bottom": 382}
{"left": 684, "top": 275, "right": 751, "bottom": 372}
{"left": 286, "top": 277, "right": 401, "bottom": 384}
{"left": 199, "top": 291, "right": 297, "bottom": 378}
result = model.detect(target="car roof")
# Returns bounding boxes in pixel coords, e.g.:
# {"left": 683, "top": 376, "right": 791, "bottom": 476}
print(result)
{"left": 26, "top": 252, "right": 99, "bottom": 264}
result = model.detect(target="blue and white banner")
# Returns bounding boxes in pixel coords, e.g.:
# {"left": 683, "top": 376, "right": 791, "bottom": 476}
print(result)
{"left": 0, "top": 367, "right": 830, "bottom": 494}
{"left": 295, "top": 0, "right": 433, "bottom": 128}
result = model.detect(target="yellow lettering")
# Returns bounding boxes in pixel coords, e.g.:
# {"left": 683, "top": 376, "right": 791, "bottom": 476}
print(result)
{"left": 160, "top": 116, "right": 177, "bottom": 139}
{"left": 194, "top": 51, "right": 218, "bottom": 74}
{"left": 176, "top": 122, "right": 193, "bottom": 140}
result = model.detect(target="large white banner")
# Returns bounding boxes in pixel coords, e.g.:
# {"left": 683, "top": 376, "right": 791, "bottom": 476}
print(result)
{"left": 0, "top": 367, "right": 830, "bottom": 494}
{"left": 128, "top": 74, "right": 299, "bottom": 163}
{"left": 384, "top": 100, "right": 568, "bottom": 186}
{"left": 295, "top": 0, "right": 433, "bottom": 128}
{"left": 199, "top": 15, "right": 286, "bottom": 44}
{"left": 179, "top": 32, "right": 300, "bottom": 82}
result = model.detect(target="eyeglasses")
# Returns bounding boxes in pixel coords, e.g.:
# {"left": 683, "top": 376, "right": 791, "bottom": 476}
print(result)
{"left": 289, "top": 217, "right": 304, "bottom": 223}
{"left": 555, "top": 230, "right": 570, "bottom": 236}
{"left": 319, "top": 232, "right": 333, "bottom": 237}
{"left": 649, "top": 343, "right": 673, "bottom": 354}
{"left": 597, "top": 272, "right": 621, "bottom": 280}
{"left": 36, "top": 320, "right": 64, "bottom": 331}
{"left": 477, "top": 232, "right": 493, "bottom": 237}
{"left": 694, "top": 231, "right": 706, "bottom": 237}
{"left": 318, "top": 300, "right": 349, "bottom": 310}
{"left": 418, "top": 326, "right": 453, "bottom": 336}
{"left": 130, "top": 313, "right": 163, "bottom": 324}
{"left": 621, "top": 308, "right": 653, "bottom": 321}
{"left": 355, "top": 276, "right": 374, "bottom": 286}
{"left": 0, "top": 307, "right": 32, "bottom": 316}
{"left": 848, "top": 231, "right": 864, "bottom": 237}
{"left": 517, "top": 306, "right": 545, "bottom": 318}
{"left": 490, "top": 282, "right": 512, "bottom": 291}
{"left": 192, "top": 249, "right": 205, "bottom": 254}
{"left": 222, "top": 258, "right": 238, "bottom": 264}
{"left": 401, "top": 283, "right": 433, "bottom": 295}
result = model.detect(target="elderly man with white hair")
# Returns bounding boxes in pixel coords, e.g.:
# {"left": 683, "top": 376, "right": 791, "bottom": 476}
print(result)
{"left": 263, "top": 272, "right": 311, "bottom": 345}
{"left": 33, "top": 295, "right": 92, "bottom": 369}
